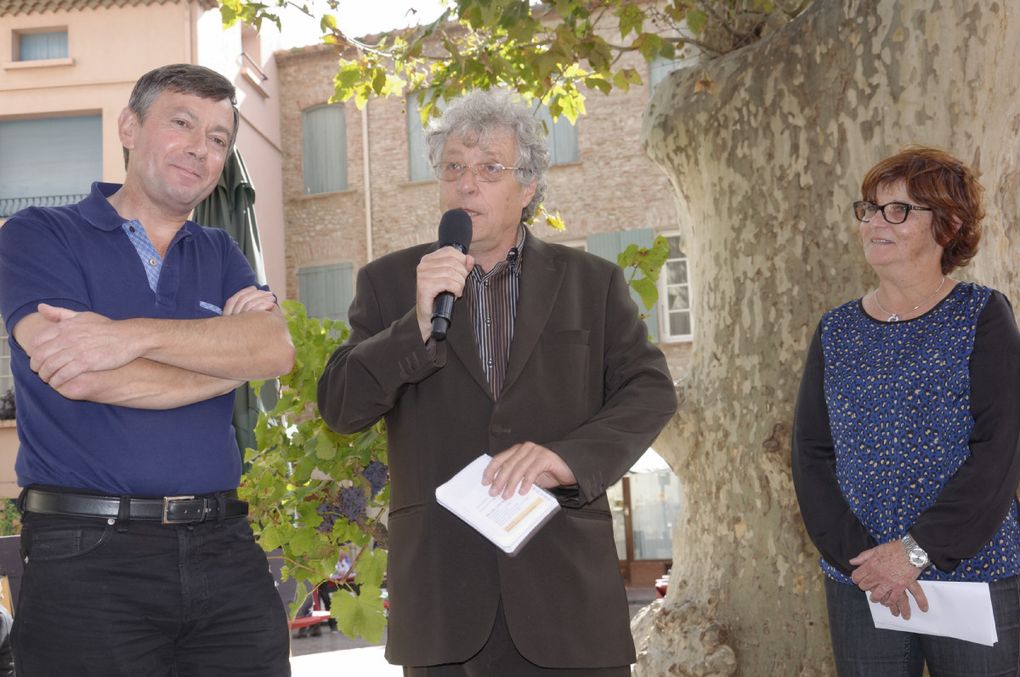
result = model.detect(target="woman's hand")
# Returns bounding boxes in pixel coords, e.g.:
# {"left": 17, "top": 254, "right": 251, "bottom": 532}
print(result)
{"left": 850, "top": 541, "right": 929, "bottom": 619}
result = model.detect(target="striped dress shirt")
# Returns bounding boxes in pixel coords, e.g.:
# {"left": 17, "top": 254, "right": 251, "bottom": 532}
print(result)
{"left": 466, "top": 225, "right": 526, "bottom": 398}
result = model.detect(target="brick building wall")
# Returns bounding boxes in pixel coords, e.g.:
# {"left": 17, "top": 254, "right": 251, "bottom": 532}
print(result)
{"left": 275, "top": 43, "right": 692, "bottom": 378}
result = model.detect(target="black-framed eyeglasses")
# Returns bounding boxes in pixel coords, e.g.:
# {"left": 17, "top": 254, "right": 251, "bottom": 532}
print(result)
{"left": 853, "top": 200, "right": 933, "bottom": 224}
{"left": 434, "top": 161, "right": 530, "bottom": 183}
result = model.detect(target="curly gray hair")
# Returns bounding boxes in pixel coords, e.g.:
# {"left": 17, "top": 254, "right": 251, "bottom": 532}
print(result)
{"left": 425, "top": 90, "right": 549, "bottom": 223}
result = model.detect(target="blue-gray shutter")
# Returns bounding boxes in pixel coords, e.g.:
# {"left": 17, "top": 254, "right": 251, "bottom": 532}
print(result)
{"left": 407, "top": 96, "right": 432, "bottom": 182}
{"left": 535, "top": 105, "right": 578, "bottom": 165}
{"left": 0, "top": 115, "right": 101, "bottom": 215}
{"left": 19, "top": 31, "right": 68, "bottom": 61}
{"left": 586, "top": 229, "right": 660, "bottom": 342}
{"left": 302, "top": 105, "right": 347, "bottom": 194}
{"left": 298, "top": 263, "right": 354, "bottom": 323}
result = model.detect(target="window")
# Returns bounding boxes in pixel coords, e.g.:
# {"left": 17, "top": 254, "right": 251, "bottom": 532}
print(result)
{"left": 648, "top": 56, "right": 683, "bottom": 89}
{"left": 239, "top": 23, "right": 269, "bottom": 95}
{"left": 406, "top": 95, "right": 435, "bottom": 182}
{"left": 298, "top": 263, "right": 354, "bottom": 323}
{"left": 535, "top": 104, "right": 579, "bottom": 165}
{"left": 302, "top": 104, "right": 347, "bottom": 194}
{"left": 17, "top": 30, "right": 68, "bottom": 61}
{"left": 0, "top": 317, "right": 10, "bottom": 396}
{"left": 586, "top": 229, "right": 659, "bottom": 342}
{"left": 241, "top": 23, "right": 261, "bottom": 65}
{"left": 0, "top": 114, "right": 101, "bottom": 218}
{"left": 659, "top": 234, "right": 692, "bottom": 341}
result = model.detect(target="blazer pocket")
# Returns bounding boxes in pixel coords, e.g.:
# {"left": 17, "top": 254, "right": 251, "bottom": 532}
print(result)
{"left": 563, "top": 507, "right": 612, "bottom": 522}
{"left": 388, "top": 504, "right": 425, "bottom": 520}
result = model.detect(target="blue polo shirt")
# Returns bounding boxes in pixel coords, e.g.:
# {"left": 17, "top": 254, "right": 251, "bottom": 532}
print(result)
{"left": 0, "top": 182, "right": 258, "bottom": 496}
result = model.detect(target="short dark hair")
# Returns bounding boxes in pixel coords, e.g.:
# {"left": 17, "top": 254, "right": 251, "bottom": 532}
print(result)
{"left": 122, "top": 64, "right": 238, "bottom": 167}
{"left": 861, "top": 146, "right": 984, "bottom": 274}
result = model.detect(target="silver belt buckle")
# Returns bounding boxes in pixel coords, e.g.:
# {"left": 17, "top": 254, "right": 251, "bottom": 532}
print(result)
{"left": 162, "top": 495, "right": 196, "bottom": 524}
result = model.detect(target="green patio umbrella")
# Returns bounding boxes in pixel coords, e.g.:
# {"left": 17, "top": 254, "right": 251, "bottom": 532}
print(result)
{"left": 193, "top": 147, "right": 273, "bottom": 459}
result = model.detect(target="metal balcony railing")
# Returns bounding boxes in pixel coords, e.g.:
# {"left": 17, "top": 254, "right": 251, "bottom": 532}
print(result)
{"left": 0, "top": 193, "right": 88, "bottom": 218}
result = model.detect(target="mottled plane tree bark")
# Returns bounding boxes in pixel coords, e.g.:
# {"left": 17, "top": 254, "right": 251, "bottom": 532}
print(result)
{"left": 633, "top": 1, "right": 1020, "bottom": 674}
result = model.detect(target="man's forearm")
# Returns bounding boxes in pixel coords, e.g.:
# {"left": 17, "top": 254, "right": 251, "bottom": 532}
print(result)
{"left": 56, "top": 357, "right": 243, "bottom": 409}
{"left": 127, "top": 306, "right": 294, "bottom": 380}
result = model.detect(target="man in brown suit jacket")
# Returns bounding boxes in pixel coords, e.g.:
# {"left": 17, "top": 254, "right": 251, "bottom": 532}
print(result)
{"left": 317, "top": 90, "right": 677, "bottom": 676}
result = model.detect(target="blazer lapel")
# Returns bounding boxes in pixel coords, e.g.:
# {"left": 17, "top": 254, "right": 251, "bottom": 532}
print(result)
{"left": 446, "top": 282, "right": 495, "bottom": 401}
{"left": 502, "top": 235, "right": 564, "bottom": 396}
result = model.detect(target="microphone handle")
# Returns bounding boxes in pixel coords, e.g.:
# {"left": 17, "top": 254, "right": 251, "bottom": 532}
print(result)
{"left": 431, "top": 293, "right": 455, "bottom": 340}
{"left": 429, "top": 242, "right": 468, "bottom": 341}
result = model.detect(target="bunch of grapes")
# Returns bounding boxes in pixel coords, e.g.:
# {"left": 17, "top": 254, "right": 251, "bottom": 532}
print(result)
{"left": 316, "top": 486, "right": 368, "bottom": 533}
{"left": 336, "top": 486, "right": 367, "bottom": 522}
{"left": 316, "top": 502, "right": 336, "bottom": 534}
{"left": 0, "top": 389, "right": 14, "bottom": 420}
{"left": 362, "top": 461, "right": 389, "bottom": 498}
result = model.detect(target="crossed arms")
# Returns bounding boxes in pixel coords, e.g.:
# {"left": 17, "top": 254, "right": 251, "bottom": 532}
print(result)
{"left": 13, "top": 286, "right": 294, "bottom": 410}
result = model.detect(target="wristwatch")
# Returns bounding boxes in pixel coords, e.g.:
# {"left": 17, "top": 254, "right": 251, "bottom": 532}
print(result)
{"left": 902, "top": 533, "right": 931, "bottom": 570}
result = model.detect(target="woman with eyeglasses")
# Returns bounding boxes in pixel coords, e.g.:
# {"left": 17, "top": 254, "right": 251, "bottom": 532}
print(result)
{"left": 792, "top": 146, "right": 1020, "bottom": 675}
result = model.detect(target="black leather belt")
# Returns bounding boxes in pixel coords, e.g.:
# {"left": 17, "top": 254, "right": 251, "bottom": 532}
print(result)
{"left": 22, "top": 488, "right": 248, "bottom": 525}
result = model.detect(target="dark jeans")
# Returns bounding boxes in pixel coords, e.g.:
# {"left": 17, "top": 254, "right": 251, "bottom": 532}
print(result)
{"left": 403, "top": 599, "right": 630, "bottom": 677}
{"left": 825, "top": 575, "right": 1020, "bottom": 677}
{"left": 12, "top": 512, "right": 290, "bottom": 677}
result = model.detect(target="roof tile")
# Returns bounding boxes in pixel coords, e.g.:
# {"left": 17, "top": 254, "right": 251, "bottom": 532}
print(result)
{"left": 1, "top": 0, "right": 216, "bottom": 18}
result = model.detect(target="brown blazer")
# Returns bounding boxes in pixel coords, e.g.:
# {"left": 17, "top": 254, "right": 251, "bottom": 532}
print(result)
{"left": 317, "top": 231, "right": 677, "bottom": 668}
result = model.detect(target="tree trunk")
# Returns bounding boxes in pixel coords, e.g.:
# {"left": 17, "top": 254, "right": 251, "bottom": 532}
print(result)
{"left": 633, "top": 1, "right": 1020, "bottom": 674}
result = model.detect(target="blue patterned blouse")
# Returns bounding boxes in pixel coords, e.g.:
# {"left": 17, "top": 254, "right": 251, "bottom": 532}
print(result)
{"left": 804, "top": 282, "right": 1020, "bottom": 584}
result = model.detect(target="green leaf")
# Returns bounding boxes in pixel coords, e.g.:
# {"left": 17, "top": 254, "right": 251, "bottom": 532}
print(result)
{"left": 315, "top": 434, "right": 337, "bottom": 461}
{"left": 615, "top": 4, "right": 645, "bottom": 39}
{"left": 630, "top": 277, "right": 659, "bottom": 311}
{"left": 686, "top": 8, "right": 708, "bottom": 35}
{"left": 288, "top": 526, "right": 318, "bottom": 557}
{"left": 331, "top": 587, "right": 387, "bottom": 642}
{"left": 354, "top": 547, "right": 388, "bottom": 588}
{"left": 257, "top": 524, "right": 284, "bottom": 551}
{"left": 633, "top": 33, "right": 664, "bottom": 63}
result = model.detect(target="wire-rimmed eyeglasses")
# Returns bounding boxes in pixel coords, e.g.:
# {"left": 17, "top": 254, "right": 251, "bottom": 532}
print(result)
{"left": 434, "top": 161, "right": 530, "bottom": 183}
{"left": 853, "top": 200, "right": 933, "bottom": 224}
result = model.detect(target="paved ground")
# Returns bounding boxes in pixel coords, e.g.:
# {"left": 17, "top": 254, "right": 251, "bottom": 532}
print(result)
{"left": 289, "top": 587, "right": 659, "bottom": 675}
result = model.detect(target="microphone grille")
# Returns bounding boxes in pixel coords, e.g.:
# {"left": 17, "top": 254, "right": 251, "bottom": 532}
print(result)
{"left": 438, "top": 209, "right": 472, "bottom": 251}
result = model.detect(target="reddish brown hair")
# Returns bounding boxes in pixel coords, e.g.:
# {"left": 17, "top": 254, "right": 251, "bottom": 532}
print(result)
{"left": 861, "top": 146, "right": 984, "bottom": 274}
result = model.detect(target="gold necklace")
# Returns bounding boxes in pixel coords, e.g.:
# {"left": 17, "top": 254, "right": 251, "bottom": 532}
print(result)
{"left": 872, "top": 276, "right": 947, "bottom": 322}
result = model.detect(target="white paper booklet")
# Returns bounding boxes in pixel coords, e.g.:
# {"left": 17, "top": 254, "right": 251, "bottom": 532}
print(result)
{"left": 868, "top": 580, "right": 998, "bottom": 646}
{"left": 435, "top": 454, "right": 561, "bottom": 556}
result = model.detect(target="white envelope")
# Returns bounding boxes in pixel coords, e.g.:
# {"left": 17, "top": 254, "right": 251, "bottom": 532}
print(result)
{"left": 868, "top": 580, "right": 997, "bottom": 646}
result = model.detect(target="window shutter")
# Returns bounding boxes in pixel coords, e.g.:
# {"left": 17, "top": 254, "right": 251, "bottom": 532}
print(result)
{"left": 298, "top": 263, "right": 354, "bottom": 323}
{"left": 535, "top": 105, "right": 579, "bottom": 165}
{"left": 302, "top": 105, "right": 347, "bottom": 194}
{"left": 586, "top": 229, "right": 660, "bottom": 342}
{"left": 407, "top": 96, "right": 432, "bottom": 182}
{"left": 0, "top": 115, "right": 101, "bottom": 214}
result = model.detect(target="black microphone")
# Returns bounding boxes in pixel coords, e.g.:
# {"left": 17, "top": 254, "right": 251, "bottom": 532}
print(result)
{"left": 431, "top": 209, "right": 473, "bottom": 341}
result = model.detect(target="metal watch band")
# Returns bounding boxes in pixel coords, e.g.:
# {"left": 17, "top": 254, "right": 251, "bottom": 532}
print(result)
{"left": 902, "top": 533, "right": 931, "bottom": 569}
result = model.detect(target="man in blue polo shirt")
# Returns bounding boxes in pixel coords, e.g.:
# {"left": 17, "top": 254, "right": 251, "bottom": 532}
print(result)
{"left": 0, "top": 64, "right": 294, "bottom": 676}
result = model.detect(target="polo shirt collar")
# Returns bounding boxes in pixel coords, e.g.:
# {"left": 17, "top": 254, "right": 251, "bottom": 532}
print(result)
{"left": 79, "top": 181, "right": 199, "bottom": 240}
